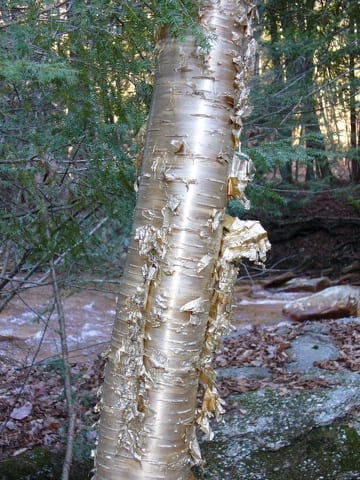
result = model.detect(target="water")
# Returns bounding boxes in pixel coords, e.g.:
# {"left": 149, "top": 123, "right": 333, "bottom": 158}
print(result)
{"left": 231, "top": 281, "right": 302, "bottom": 327}
{"left": 0, "top": 277, "right": 116, "bottom": 364}
{"left": 0, "top": 277, "right": 303, "bottom": 364}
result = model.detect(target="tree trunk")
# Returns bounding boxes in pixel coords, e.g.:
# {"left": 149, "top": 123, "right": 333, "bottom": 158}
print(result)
{"left": 267, "top": 0, "right": 293, "bottom": 183}
{"left": 94, "top": 1, "right": 265, "bottom": 479}
{"left": 349, "top": 16, "right": 360, "bottom": 183}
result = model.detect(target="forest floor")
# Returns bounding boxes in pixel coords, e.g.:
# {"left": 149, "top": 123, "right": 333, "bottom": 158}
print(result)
{"left": 0, "top": 183, "right": 360, "bottom": 468}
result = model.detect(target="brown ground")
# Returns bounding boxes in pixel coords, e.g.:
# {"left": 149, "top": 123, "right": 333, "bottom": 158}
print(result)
{"left": 260, "top": 184, "right": 360, "bottom": 277}
{"left": 0, "top": 357, "right": 104, "bottom": 460}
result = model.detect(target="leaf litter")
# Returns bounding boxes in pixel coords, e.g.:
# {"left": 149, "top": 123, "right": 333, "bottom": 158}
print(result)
{"left": 0, "top": 356, "right": 104, "bottom": 460}
{"left": 0, "top": 318, "right": 359, "bottom": 460}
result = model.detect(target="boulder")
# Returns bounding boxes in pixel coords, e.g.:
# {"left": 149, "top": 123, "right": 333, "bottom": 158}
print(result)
{"left": 286, "top": 325, "right": 339, "bottom": 372}
{"left": 283, "top": 285, "right": 360, "bottom": 321}
{"left": 342, "top": 260, "right": 360, "bottom": 274}
{"left": 280, "top": 276, "right": 331, "bottom": 292}
{"left": 195, "top": 318, "right": 360, "bottom": 480}
{"left": 196, "top": 374, "right": 360, "bottom": 480}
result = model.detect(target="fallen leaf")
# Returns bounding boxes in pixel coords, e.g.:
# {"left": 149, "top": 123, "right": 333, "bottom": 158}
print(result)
{"left": 10, "top": 401, "right": 32, "bottom": 420}
{"left": 12, "top": 447, "right": 28, "bottom": 456}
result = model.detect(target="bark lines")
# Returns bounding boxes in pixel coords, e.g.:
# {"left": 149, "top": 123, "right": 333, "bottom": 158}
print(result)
{"left": 94, "top": 2, "right": 258, "bottom": 479}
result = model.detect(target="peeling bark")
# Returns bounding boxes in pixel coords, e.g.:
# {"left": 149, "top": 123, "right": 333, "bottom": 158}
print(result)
{"left": 93, "top": 2, "right": 268, "bottom": 479}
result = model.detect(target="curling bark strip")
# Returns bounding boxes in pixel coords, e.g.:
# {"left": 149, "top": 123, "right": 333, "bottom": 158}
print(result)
{"left": 94, "top": 1, "right": 263, "bottom": 479}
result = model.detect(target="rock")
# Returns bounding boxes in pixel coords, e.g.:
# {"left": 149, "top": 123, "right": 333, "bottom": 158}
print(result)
{"left": 286, "top": 328, "right": 339, "bottom": 372}
{"left": 280, "top": 276, "right": 331, "bottom": 292}
{"left": 195, "top": 316, "right": 360, "bottom": 479}
{"left": 342, "top": 260, "right": 360, "bottom": 274}
{"left": 196, "top": 371, "right": 360, "bottom": 480}
{"left": 263, "top": 272, "right": 296, "bottom": 288}
{"left": 0, "top": 447, "right": 93, "bottom": 479}
{"left": 283, "top": 285, "right": 360, "bottom": 322}
{"left": 337, "top": 473, "right": 360, "bottom": 480}
{"left": 217, "top": 365, "right": 270, "bottom": 381}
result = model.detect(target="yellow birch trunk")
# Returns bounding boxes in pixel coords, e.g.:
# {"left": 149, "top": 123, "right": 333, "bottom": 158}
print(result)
{"left": 93, "top": 1, "right": 268, "bottom": 479}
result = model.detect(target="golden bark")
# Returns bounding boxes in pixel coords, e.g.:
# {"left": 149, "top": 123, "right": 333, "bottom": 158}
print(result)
{"left": 93, "top": 1, "right": 268, "bottom": 479}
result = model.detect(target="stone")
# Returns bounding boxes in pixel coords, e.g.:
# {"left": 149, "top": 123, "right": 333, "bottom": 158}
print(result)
{"left": 286, "top": 329, "right": 339, "bottom": 372}
{"left": 193, "top": 317, "right": 360, "bottom": 480}
{"left": 196, "top": 372, "right": 360, "bottom": 480}
{"left": 280, "top": 276, "right": 331, "bottom": 292}
{"left": 283, "top": 285, "right": 360, "bottom": 322}
{"left": 217, "top": 365, "right": 270, "bottom": 381}
{"left": 342, "top": 260, "right": 360, "bottom": 274}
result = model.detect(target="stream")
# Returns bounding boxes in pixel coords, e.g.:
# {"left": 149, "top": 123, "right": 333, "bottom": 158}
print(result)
{"left": 0, "top": 277, "right": 302, "bottom": 365}
{"left": 0, "top": 278, "right": 117, "bottom": 364}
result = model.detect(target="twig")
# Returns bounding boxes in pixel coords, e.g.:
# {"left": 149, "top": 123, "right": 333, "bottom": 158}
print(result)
{"left": 34, "top": 340, "right": 110, "bottom": 366}
{"left": 240, "top": 262, "right": 256, "bottom": 286}
{"left": 37, "top": 216, "right": 109, "bottom": 286}
{"left": 0, "top": 216, "right": 109, "bottom": 312}
{"left": 49, "top": 258, "right": 76, "bottom": 480}
{"left": 0, "top": 260, "right": 42, "bottom": 312}
{"left": 0, "top": 249, "right": 32, "bottom": 291}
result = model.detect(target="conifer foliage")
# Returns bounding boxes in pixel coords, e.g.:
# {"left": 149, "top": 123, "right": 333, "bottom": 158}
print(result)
{"left": 243, "top": 0, "right": 359, "bottom": 207}
{"left": 0, "top": 0, "right": 198, "bottom": 278}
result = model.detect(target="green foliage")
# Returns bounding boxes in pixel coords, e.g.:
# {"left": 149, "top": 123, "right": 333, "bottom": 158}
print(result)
{"left": 347, "top": 197, "right": 360, "bottom": 214}
{"left": 0, "top": 60, "right": 78, "bottom": 84}
{"left": 0, "top": 0, "right": 206, "bottom": 276}
{"left": 154, "top": 0, "right": 211, "bottom": 47}
{"left": 246, "top": 183, "right": 289, "bottom": 219}
{"left": 241, "top": 0, "right": 360, "bottom": 216}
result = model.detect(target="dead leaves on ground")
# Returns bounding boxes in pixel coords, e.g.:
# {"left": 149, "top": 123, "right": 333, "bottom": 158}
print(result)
{"left": 215, "top": 321, "right": 355, "bottom": 398}
{"left": 0, "top": 357, "right": 104, "bottom": 460}
{"left": 215, "top": 325, "right": 299, "bottom": 371}
{"left": 315, "top": 321, "right": 360, "bottom": 372}
{"left": 1, "top": 319, "right": 359, "bottom": 459}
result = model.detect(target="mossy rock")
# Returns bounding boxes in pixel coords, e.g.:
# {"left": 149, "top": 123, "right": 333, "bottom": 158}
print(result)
{"left": 192, "top": 381, "right": 360, "bottom": 480}
{"left": 193, "top": 424, "right": 360, "bottom": 480}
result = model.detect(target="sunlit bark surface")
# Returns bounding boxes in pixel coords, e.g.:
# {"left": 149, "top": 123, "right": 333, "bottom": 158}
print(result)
{"left": 94, "top": 1, "right": 260, "bottom": 479}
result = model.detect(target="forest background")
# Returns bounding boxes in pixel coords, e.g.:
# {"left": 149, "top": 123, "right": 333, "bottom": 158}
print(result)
{"left": 1, "top": 0, "right": 359, "bottom": 288}
{"left": 0, "top": 0, "right": 359, "bottom": 476}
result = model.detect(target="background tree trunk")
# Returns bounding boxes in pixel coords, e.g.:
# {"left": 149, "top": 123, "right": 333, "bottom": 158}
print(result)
{"left": 94, "top": 1, "right": 257, "bottom": 479}
{"left": 349, "top": 14, "right": 360, "bottom": 183}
